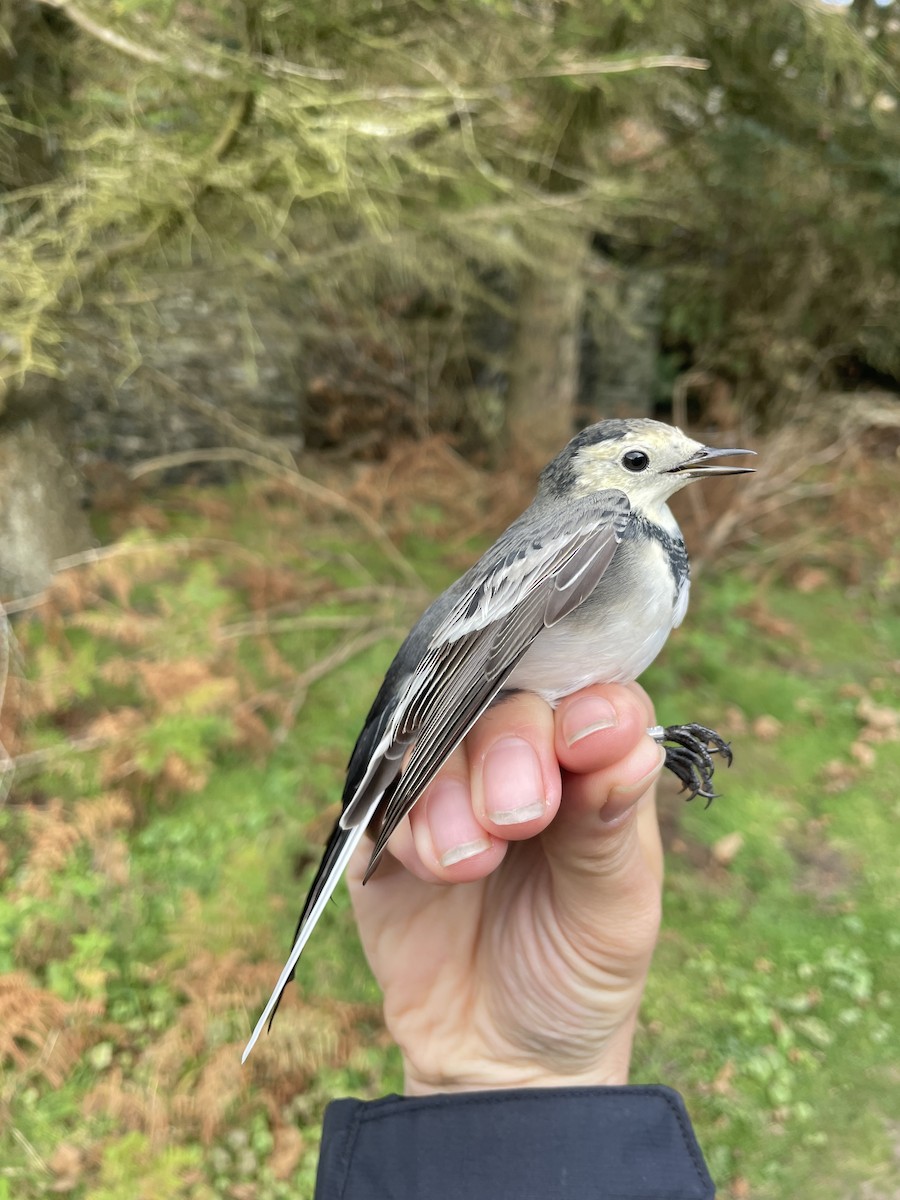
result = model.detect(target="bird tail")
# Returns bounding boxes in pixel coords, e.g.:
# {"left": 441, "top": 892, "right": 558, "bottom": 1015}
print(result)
{"left": 242, "top": 812, "right": 373, "bottom": 1063}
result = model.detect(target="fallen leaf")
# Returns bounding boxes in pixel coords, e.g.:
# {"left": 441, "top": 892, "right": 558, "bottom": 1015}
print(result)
{"left": 724, "top": 705, "right": 748, "bottom": 735}
{"left": 271, "top": 1125, "right": 305, "bottom": 1180}
{"left": 711, "top": 1060, "right": 736, "bottom": 1096}
{"left": 850, "top": 741, "right": 876, "bottom": 769}
{"left": 794, "top": 567, "right": 829, "bottom": 594}
{"left": 712, "top": 831, "right": 744, "bottom": 867}
{"left": 48, "top": 1143, "right": 85, "bottom": 1193}
{"left": 752, "top": 715, "right": 782, "bottom": 742}
{"left": 856, "top": 696, "right": 900, "bottom": 741}
{"left": 821, "top": 759, "right": 856, "bottom": 794}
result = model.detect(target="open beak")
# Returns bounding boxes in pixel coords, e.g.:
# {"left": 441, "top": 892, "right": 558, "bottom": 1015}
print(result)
{"left": 666, "top": 445, "right": 756, "bottom": 478}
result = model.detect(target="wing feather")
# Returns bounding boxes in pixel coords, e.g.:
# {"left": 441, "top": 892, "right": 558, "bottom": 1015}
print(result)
{"left": 363, "top": 494, "right": 630, "bottom": 873}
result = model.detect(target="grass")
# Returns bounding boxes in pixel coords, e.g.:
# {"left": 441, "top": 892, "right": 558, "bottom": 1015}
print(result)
{"left": 0, "top": 459, "right": 898, "bottom": 1199}
{"left": 639, "top": 575, "right": 900, "bottom": 1198}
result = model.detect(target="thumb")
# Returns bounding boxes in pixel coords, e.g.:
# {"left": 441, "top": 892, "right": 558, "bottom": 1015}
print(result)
{"left": 542, "top": 720, "right": 665, "bottom": 952}
{"left": 545, "top": 732, "right": 664, "bottom": 872}
{"left": 550, "top": 681, "right": 664, "bottom": 862}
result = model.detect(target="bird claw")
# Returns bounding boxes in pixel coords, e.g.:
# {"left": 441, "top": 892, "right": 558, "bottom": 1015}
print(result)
{"left": 650, "top": 722, "right": 732, "bottom": 805}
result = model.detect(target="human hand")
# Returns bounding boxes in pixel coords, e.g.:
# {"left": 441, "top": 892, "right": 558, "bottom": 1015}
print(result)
{"left": 347, "top": 682, "right": 665, "bottom": 1095}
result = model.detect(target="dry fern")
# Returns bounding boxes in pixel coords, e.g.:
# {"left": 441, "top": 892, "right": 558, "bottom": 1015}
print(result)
{"left": 85, "top": 952, "right": 270, "bottom": 1145}
{"left": 84, "top": 1067, "right": 174, "bottom": 1147}
{"left": 159, "top": 753, "right": 209, "bottom": 794}
{"left": 346, "top": 434, "right": 499, "bottom": 537}
{"left": 137, "top": 661, "right": 240, "bottom": 716}
{"left": 173, "top": 1044, "right": 246, "bottom": 1146}
{"left": 44, "top": 570, "right": 98, "bottom": 616}
{"left": 231, "top": 706, "right": 274, "bottom": 754}
{"left": 136, "top": 659, "right": 216, "bottom": 709}
{"left": 21, "top": 800, "right": 82, "bottom": 898}
{"left": 82, "top": 948, "right": 380, "bottom": 1146}
{"left": 70, "top": 609, "right": 166, "bottom": 648}
{"left": 73, "top": 792, "right": 135, "bottom": 842}
{"left": 82, "top": 708, "right": 145, "bottom": 742}
{"left": 0, "top": 972, "right": 102, "bottom": 1089}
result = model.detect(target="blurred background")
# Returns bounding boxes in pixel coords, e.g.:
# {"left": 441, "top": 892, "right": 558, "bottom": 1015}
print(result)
{"left": 0, "top": 1, "right": 898, "bottom": 1197}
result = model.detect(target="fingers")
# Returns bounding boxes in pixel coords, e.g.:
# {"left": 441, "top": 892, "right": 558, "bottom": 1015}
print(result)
{"left": 541, "top": 685, "right": 664, "bottom": 946}
{"left": 548, "top": 681, "right": 663, "bottom": 862}
{"left": 385, "top": 744, "right": 509, "bottom": 885}
{"left": 554, "top": 682, "right": 654, "bottom": 777}
{"left": 383, "top": 683, "right": 660, "bottom": 885}
{"left": 466, "top": 691, "right": 562, "bottom": 836}
{"left": 387, "top": 691, "right": 561, "bottom": 885}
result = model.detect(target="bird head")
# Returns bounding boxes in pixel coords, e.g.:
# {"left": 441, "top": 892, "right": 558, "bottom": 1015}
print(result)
{"left": 539, "top": 418, "right": 755, "bottom": 518}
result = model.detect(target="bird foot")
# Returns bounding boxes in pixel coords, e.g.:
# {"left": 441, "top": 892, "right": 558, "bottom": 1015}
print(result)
{"left": 647, "top": 722, "right": 732, "bottom": 806}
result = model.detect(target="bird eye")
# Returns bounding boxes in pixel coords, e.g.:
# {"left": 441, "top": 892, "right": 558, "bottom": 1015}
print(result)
{"left": 622, "top": 449, "right": 650, "bottom": 472}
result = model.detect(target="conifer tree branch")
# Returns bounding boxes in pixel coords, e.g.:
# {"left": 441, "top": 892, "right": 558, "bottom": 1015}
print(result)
{"left": 37, "top": 0, "right": 229, "bottom": 79}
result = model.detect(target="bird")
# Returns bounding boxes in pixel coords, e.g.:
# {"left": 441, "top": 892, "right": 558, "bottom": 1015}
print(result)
{"left": 243, "top": 417, "right": 755, "bottom": 1061}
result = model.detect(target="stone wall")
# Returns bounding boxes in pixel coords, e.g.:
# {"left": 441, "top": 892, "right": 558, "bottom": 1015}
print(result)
{"left": 64, "top": 272, "right": 311, "bottom": 468}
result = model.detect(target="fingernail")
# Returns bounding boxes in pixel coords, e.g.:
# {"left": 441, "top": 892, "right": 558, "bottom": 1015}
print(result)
{"left": 440, "top": 839, "right": 493, "bottom": 868}
{"left": 483, "top": 737, "right": 546, "bottom": 825}
{"left": 600, "top": 747, "right": 666, "bottom": 824}
{"left": 563, "top": 696, "right": 618, "bottom": 747}
{"left": 425, "top": 777, "right": 493, "bottom": 868}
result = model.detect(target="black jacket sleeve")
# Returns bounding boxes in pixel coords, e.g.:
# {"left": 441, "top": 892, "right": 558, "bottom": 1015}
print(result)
{"left": 314, "top": 1085, "right": 715, "bottom": 1199}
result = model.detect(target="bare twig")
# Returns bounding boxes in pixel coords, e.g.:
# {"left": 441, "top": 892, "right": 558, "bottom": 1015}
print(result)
{"left": 39, "top": 1, "right": 343, "bottom": 84}
{"left": 217, "top": 588, "right": 423, "bottom": 640}
{"left": 254, "top": 53, "right": 345, "bottom": 82}
{"left": 10, "top": 1128, "right": 50, "bottom": 1177}
{"left": 273, "top": 628, "right": 403, "bottom": 744}
{"left": 135, "top": 366, "right": 298, "bottom": 470}
{"left": 521, "top": 54, "right": 709, "bottom": 79}
{"left": 0, "top": 602, "right": 14, "bottom": 802}
{"left": 127, "top": 449, "right": 425, "bottom": 588}
{"left": 217, "top": 614, "right": 377, "bottom": 640}
{"left": 0, "top": 602, "right": 10, "bottom": 719}
{"left": 54, "top": 537, "right": 268, "bottom": 573}
{"left": 37, "top": 0, "right": 229, "bottom": 79}
{"left": 0, "top": 744, "right": 13, "bottom": 803}
{"left": 5, "top": 735, "right": 113, "bottom": 784}
{"left": 691, "top": 414, "right": 857, "bottom": 572}
{"left": 2, "top": 538, "right": 274, "bottom": 616}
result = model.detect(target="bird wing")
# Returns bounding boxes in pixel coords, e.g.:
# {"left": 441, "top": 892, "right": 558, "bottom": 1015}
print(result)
{"left": 243, "top": 489, "right": 630, "bottom": 1060}
{"left": 359, "top": 490, "right": 632, "bottom": 869}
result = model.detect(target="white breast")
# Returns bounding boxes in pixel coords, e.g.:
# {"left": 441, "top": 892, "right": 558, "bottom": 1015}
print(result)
{"left": 506, "top": 534, "right": 688, "bottom": 705}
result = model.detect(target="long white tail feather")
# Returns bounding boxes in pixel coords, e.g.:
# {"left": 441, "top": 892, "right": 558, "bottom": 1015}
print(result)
{"left": 339, "top": 719, "right": 406, "bottom": 829}
{"left": 242, "top": 814, "right": 374, "bottom": 1063}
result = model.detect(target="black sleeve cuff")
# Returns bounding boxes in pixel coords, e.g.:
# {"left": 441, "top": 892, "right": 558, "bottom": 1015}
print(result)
{"left": 314, "top": 1085, "right": 715, "bottom": 1199}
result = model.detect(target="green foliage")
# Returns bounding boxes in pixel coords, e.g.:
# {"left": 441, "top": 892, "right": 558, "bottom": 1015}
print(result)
{"left": 0, "top": 475, "right": 421, "bottom": 1197}
{"left": 1, "top": 456, "right": 898, "bottom": 1198}
{"left": 636, "top": 532, "right": 900, "bottom": 1196}
{"left": 93, "top": 1133, "right": 208, "bottom": 1200}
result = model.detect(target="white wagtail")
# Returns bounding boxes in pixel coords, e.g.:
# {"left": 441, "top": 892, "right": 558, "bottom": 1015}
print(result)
{"left": 243, "top": 417, "right": 754, "bottom": 1060}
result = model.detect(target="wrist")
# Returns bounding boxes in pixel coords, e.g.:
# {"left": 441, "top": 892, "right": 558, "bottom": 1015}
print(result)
{"left": 402, "top": 1013, "right": 637, "bottom": 1097}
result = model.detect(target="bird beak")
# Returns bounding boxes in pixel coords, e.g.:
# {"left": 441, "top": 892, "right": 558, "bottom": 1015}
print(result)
{"left": 666, "top": 445, "right": 757, "bottom": 478}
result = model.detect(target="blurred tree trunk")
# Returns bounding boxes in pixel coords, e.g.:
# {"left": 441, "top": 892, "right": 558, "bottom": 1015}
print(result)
{"left": 580, "top": 264, "right": 662, "bottom": 424}
{"left": 506, "top": 230, "right": 589, "bottom": 466}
